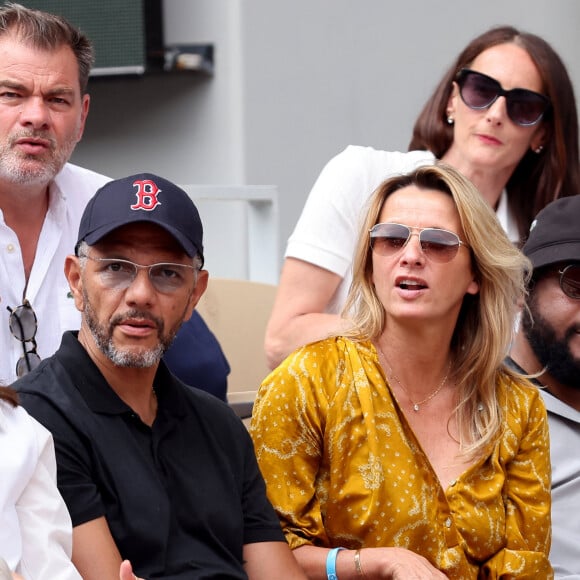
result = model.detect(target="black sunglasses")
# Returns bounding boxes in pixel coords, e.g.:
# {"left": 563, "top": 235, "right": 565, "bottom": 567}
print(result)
{"left": 455, "top": 68, "right": 550, "bottom": 127}
{"left": 558, "top": 264, "right": 580, "bottom": 299}
{"left": 7, "top": 299, "right": 41, "bottom": 377}
{"left": 369, "top": 222, "right": 467, "bottom": 263}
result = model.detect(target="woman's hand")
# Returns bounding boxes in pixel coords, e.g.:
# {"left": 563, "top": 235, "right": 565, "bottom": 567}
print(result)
{"left": 294, "top": 545, "right": 449, "bottom": 579}
{"left": 358, "top": 547, "right": 449, "bottom": 579}
{"left": 119, "top": 560, "right": 144, "bottom": 580}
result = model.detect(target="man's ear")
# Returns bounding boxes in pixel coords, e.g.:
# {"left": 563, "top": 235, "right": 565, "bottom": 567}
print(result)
{"left": 64, "top": 255, "right": 85, "bottom": 313}
{"left": 184, "top": 270, "right": 209, "bottom": 321}
{"left": 77, "top": 94, "right": 90, "bottom": 142}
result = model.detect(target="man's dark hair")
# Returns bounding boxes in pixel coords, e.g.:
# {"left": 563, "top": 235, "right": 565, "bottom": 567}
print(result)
{"left": 0, "top": 2, "right": 94, "bottom": 93}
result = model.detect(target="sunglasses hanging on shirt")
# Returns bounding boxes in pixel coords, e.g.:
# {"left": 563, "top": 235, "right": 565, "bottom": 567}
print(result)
{"left": 7, "top": 299, "right": 41, "bottom": 378}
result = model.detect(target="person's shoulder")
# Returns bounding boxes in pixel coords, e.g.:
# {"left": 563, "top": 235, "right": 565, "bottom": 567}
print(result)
{"left": 315, "top": 334, "right": 370, "bottom": 352}
{"left": 0, "top": 401, "right": 31, "bottom": 431}
{"left": 541, "top": 389, "right": 580, "bottom": 423}
{"left": 56, "top": 162, "right": 111, "bottom": 183}
{"left": 176, "top": 383, "right": 253, "bottom": 447}
{"left": 54, "top": 163, "right": 112, "bottom": 200}
{"left": 497, "top": 370, "right": 547, "bottom": 422}
{"left": 0, "top": 401, "right": 50, "bottom": 451}
{"left": 14, "top": 355, "right": 79, "bottom": 419}
{"left": 178, "top": 379, "right": 227, "bottom": 406}
{"left": 175, "top": 379, "right": 241, "bottom": 425}
{"left": 499, "top": 369, "right": 542, "bottom": 397}
{"left": 264, "top": 337, "right": 375, "bottom": 404}
{"left": 14, "top": 357, "right": 60, "bottom": 395}
{"left": 336, "top": 145, "right": 435, "bottom": 170}
{"left": 317, "top": 146, "right": 435, "bottom": 194}
{"left": 284, "top": 336, "right": 373, "bottom": 368}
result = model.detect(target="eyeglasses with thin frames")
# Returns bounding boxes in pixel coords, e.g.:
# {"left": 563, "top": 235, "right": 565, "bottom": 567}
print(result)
{"left": 7, "top": 299, "right": 41, "bottom": 378}
{"left": 80, "top": 254, "right": 198, "bottom": 294}
{"left": 370, "top": 222, "right": 467, "bottom": 263}
{"left": 455, "top": 68, "right": 550, "bottom": 127}
{"left": 558, "top": 264, "right": 580, "bottom": 299}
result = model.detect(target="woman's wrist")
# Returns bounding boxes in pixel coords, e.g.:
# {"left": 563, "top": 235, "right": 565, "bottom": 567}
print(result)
{"left": 325, "top": 547, "right": 367, "bottom": 580}
{"left": 326, "top": 547, "right": 346, "bottom": 580}
{"left": 354, "top": 549, "right": 366, "bottom": 577}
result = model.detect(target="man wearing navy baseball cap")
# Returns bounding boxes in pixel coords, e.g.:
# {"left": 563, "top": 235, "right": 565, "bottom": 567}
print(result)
{"left": 76, "top": 173, "right": 204, "bottom": 262}
{"left": 15, "top": 174, "right": 306, "bottom": 580}
{"left": 507, "top": 195, "right": 580, "bottom": 578}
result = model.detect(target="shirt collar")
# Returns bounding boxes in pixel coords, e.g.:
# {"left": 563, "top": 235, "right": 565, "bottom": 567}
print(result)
{"left": 541, "top": 390, "right": 580, "bottom": 423}
{"left": 55, "top": 331, "right": 187, "bottom": 419}
{"left": 495, "top": 189, "right": 520, "bottom": 243}
{"left": 506, "top": 356, "right": 580, "bottom": 423}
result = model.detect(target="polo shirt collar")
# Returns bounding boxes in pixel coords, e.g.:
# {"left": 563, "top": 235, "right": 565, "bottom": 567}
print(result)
{"left": 55, "top": 331, "right": 187, "bottom": 419}
{"left": 542, "top": 390, "right": 580, "bottom": 424}
{"left": 506, "top": 355, "right": 580, "bottom": 423}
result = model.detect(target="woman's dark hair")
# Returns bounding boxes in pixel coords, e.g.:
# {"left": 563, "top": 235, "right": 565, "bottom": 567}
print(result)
{"left": 409, "top": 26, "right": 580, "bottom": 241}
{"left": 0, "top": 386, "right": 18, "bottom": 407}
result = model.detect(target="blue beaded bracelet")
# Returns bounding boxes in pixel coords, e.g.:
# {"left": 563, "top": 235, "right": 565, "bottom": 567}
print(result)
{"left": 326, "top": 547, "right": 346, "bottom": 580}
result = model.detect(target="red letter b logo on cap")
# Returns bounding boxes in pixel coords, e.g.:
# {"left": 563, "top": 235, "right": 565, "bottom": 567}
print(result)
{"left": 131, "top": 179, "right": 161, "bottom": 211}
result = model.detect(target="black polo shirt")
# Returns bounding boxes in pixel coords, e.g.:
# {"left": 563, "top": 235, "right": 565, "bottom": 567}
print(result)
{"left": 16, "top": 331, "right": 284, "bottom": 580}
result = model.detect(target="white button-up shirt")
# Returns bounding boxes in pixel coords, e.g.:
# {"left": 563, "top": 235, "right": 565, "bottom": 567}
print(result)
{"left": 0, "top": 164, "right": 110, "bottom": 385}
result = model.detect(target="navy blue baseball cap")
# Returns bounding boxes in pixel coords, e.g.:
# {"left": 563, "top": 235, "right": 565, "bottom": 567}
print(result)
{"left": 76, "top": 173, "right": 204, "bottom": 265}
{"left": 523, "top": 196, "right": 580, "bottom": 270}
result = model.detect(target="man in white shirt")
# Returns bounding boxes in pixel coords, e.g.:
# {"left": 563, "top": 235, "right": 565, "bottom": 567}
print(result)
{"left": 0, "top": 4, "right": 109, "bottom": 384}
{"left": 508, "top": 195, "right": 580, "bottom": 579}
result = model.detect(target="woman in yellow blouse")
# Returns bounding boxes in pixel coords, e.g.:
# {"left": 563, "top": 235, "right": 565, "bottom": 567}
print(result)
{"left": 250, "top": 163, "right": 552, "bottom": 579}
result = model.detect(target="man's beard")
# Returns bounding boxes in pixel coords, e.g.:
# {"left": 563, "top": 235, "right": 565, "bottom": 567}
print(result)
{"left": 83, "top": 294, "right": 179, "bottom": 369}
{"left": 522, "top": 297, "right": 580, "bottom": 390}
{"left": 0, "top": 129, "right": 79, "bottom": 186}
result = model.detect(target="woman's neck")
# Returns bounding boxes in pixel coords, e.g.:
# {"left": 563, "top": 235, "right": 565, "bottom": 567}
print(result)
{"left": 375, "top": 326, "right": 453, "bottom": 398}
{"left": 441, "top": 150, "right": 512, "bottom": 210}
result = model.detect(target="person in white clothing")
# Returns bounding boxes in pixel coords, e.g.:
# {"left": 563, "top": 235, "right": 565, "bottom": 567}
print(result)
{"left": 265, "top": 25, "right": 580, "bottom": 369}
{"left": 0, "top": 386, "right": 81, "bottom": 580}
{"left": 0, "top": 4, "right": 108, "bottom": 384}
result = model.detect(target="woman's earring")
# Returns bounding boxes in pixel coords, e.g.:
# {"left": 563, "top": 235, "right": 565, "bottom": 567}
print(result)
{"left": 447, "top": 116, "right": 454, "bottom": 125}
{"left": 534, "top": 144, "right": 544, "bottom": 154}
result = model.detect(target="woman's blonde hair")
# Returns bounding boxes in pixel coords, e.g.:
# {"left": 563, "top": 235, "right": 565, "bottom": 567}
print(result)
{"left": 343, "top": 162, "right": 531, "bottom": 456}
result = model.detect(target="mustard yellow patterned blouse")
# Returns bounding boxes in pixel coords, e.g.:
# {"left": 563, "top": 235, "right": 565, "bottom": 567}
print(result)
{"left": 250, "top": 337, "right": 552, "bottom": 579}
